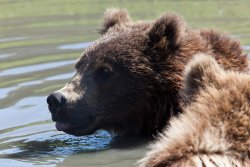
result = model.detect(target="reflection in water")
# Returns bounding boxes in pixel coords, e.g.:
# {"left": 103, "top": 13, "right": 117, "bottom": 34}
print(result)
{"left": 0, "top": 72, "right": 75, "bottom": 99}
{"left": 0, "top": 96, "right": 49, "bottom": 129}
{"left": 0, "top": 159, "right": 57, "bottom": 167}
{"left": 0, "top": 60, "right": 75, "bottom": 77}
{"left": 0, "top": 121, "right": 112, "bottom": 166}
{"left": 58, "top": 42, "right": 93, "bottom": 50}
{"left": 45, "top": 72, "right": 75, "bottom": 81}
{"left": 0, "top": 129, "right": 111, "bottom": 158}
{"left": 0, "top": 53, "right": 16, "bottom": 59}
{"left": 243, "top": 45, "right": 250, "bottom": 51}
{"left": 0, "top": 37, "right": 29, "bottom": 43}
{"left": 0, "top": 87, "right": 16, "bottom": 99}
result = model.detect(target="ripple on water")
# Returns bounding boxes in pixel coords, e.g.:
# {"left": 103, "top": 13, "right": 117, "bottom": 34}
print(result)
{"left": 0, "top": 72, "right": 75, "bottom": 99}
{"left": 0, "top": 158, "right": 57, "bottom": 167}
{"left": 0, "top": 37, "right": 29, "bottom": 43}
{"left": 0, "top": 96, "right": 50, "bottom": 129}
{"left": 58, "top": 42, "right": 93, "bottom": 50}
{"left": 0, "top": 60, "right": 75, "bottom": 77}
{"left": 0, "top": 117, "right": 115, "bottom": 166}
{"left": 0, "top": 122, "right": 111, "bottom": 165}
{"left": 243, "top": 45, "right": 250, "bottom": 51}
{"left": 0, "top": 53, "right": 16, "bottom": 59}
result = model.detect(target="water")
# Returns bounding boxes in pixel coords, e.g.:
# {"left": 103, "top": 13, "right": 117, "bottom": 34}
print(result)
{"left": 0, "top": 36, "right": 148, "bottom": 167}
{"left": 1, "top": 1, "right": 250, "bottom": 167}
{"left": 0, "top": 7, "right": 147, "bottom": 167}
{"left": 0, "top": 60, "right": 76, "bottom": 77}
{"left": 0, "top": 34, "right": 148, "bottom": 167}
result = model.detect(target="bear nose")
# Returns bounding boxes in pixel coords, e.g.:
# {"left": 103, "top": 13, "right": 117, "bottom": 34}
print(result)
{"left": 47, "top": 92, "right": 66, "bottom": 119}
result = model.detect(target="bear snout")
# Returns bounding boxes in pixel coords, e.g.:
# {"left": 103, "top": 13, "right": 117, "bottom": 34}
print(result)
{"left": 47, "top": 92, "right": 66, "bottom": 121}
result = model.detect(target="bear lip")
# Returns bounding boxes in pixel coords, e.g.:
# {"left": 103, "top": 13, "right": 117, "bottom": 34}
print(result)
{"left": 55, "top": 122, "right": 71, "bottom": 131}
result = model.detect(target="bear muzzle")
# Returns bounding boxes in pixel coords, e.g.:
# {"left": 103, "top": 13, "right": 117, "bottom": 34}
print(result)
{"left": 47, "top": 91, "right": 67, "bottom": 121}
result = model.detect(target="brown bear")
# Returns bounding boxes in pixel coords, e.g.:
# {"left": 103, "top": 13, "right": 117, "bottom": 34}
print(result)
{"left": 138, "top": 54, "right": 250, "bottom": 167}
{"left": 46, "top": 8, "right": 248, "bottom": 137}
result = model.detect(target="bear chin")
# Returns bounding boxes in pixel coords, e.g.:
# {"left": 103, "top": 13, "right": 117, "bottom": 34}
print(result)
{"left": 62, "top": 125, "right": 97, "bottom": 136}
{"left": 55, "top": 120, "right": 97, "bottom": 136}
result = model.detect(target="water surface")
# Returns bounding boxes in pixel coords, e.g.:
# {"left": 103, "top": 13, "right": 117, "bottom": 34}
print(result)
{"left": 0, "top": 1, "right": 250, "bottom": 167}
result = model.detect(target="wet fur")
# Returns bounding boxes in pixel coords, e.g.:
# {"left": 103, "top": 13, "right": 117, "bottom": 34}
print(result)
{"left": 139, "top": 54, "right": 250, "bottom": 167}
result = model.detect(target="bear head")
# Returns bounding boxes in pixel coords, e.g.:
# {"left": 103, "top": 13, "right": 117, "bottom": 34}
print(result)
{"left": 46, "top": 8, "right": 187, "bottom": 136}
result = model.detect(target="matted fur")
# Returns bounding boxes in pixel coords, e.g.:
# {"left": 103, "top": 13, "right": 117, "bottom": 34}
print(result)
{"left": 139, "top": 54, "right": 250, "bottom": 167}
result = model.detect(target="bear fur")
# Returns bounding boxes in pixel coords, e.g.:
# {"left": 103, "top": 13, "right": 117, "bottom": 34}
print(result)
{"left": 47, "top": 8, "right": 248, "bottom": 137}
{"left": 138, "top": 54, "right": 250, "bottom": 167}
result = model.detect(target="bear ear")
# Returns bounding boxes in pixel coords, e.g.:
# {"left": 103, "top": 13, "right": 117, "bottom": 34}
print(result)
{"left": 99, "top": 8, "right": 132, "bottom": 35}
{"left": 183, "top": 53, "right": 224, "bottom": 100}
{"left": 148, "top": 13, "right": 186, "bottom": 52}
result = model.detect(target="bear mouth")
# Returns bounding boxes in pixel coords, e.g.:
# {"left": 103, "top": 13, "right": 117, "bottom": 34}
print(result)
{"left": 55, "top": 122, "right": 72, "bottom": 131}
{"left": 55, "top": 121, "right": 97, "bottom": 136}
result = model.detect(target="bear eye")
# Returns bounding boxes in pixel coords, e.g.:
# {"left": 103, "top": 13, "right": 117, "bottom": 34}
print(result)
{"left": 94, "top": 66, "right": 112, "bottom": 81}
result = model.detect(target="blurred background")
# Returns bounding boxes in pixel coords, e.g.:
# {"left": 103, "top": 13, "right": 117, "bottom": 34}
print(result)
{"left": 0, "top": 0, "right": 250, "bottom": 166}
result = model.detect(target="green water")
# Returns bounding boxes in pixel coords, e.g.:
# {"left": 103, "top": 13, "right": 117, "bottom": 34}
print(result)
{"left": 0, "top": 0, "right": 250, "bottom": 166}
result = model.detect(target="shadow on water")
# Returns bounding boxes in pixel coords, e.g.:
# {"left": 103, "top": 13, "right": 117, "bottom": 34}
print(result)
{"left": 0, "top": 130, "right": 112, "bottom": 159}
{"left": 0, "top": 124, "right": 149, "bottom": 167}
{"left": 0, "top": 124, "right": 113, "bottom": 166}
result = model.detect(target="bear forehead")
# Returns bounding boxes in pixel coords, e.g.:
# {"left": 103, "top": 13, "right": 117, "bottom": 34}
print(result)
{"left": 85, "top": 21, "right": 151, "bottom": 54}
{"left": 92, "top": 32, "right": 148, "bottom": 52}
{"left": 78, "top": 30, "right": 151, "bottom": 67}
